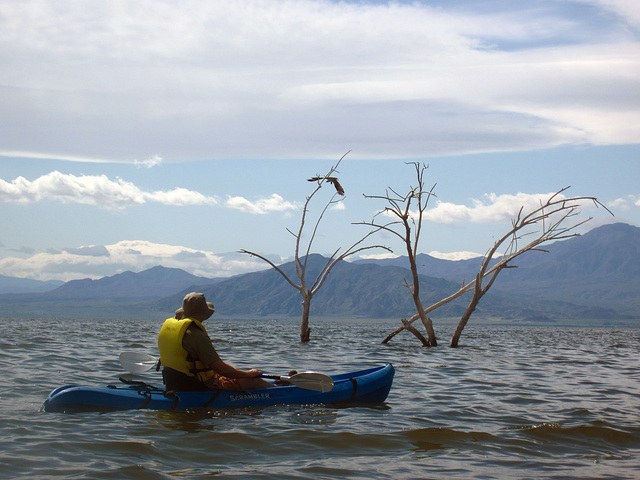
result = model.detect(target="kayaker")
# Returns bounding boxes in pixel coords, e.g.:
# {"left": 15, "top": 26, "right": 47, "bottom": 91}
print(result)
{"left": 158, "top": 292, "right": 273, "bottom": 391}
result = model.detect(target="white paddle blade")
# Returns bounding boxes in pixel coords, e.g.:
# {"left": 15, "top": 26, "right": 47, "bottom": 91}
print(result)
{"left": 119, "top": 351, "right": 158, "bottom": 374}
{"left": 288, "top": 372, "right": 335, "bottom": 392}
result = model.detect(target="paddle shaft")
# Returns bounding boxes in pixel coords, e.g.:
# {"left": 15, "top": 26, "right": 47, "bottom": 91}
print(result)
{"left": 261, "top": 374, "right": 289, "bottom": 381}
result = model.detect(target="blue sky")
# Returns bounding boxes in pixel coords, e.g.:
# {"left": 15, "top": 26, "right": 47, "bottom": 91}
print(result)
{"left": 1, "top": 0, "right": 639, "bottom": 281}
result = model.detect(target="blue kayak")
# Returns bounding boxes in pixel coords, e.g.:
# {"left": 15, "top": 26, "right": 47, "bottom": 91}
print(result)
{"left": 43, "top": 364, "right": 394, "bottom": 412}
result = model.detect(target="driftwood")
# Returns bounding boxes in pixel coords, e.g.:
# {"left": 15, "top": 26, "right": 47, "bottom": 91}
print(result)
{"left": 382, "top": 186, "right": 613, "bottom": 346}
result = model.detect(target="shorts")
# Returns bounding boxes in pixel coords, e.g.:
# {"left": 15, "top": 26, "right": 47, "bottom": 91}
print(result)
{"left": 163, "top": 367, "right": 243, "bottom": 392}
{"left": 204, "top": 372, "right": 244, "bottom": 391}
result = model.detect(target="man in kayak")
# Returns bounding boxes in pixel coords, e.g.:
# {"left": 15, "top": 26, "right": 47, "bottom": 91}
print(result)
{"left": 158, "top": 292, "right": 273, "bottom": 391}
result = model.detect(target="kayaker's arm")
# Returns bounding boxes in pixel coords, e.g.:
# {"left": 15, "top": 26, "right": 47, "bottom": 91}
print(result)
{"left": 184, "top": 323, "right": 271, "bottom": 388}
{"left": 210, "top": 359, "right": 263, "bottom": 379}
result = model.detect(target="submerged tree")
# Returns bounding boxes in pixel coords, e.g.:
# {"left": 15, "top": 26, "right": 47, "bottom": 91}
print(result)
{"left": 240, "top": 154, "right": 389, "bottom": 342}
{"left": 358, "top": 162, "right": 438, "bottom": 346}
{"left": 382, "top": 187, "right": 612, "bottom": 347}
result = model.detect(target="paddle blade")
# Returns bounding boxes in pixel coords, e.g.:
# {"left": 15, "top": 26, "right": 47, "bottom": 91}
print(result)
{"left": 119, "top": 351, "right": 158, "bottom": 374}
{"left": 287, "top": 372, "right": 335, "bottom": 392}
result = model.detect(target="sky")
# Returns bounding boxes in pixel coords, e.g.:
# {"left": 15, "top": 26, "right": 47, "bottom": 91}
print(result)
{"left": 1, "top": 0, "right": 639, "bottom": 282}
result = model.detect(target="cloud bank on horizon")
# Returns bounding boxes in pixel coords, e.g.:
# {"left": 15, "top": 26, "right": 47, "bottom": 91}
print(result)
{"left": 0, "top": 240, "right": 283, "bottom": 282}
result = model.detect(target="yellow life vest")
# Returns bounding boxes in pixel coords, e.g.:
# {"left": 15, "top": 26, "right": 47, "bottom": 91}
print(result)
{"left": 157, "top": 317, "right": 216, "bottom": 384}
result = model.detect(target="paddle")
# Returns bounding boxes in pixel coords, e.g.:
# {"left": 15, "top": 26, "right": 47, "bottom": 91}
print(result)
{"left": 261, "top": 372, "right": 334, "bottom": 392}
{"left": 119, "top": 351, "right": 158, "bottom": 375}
{"left": 118, "top": 351, "right": 334, "bottom": 392}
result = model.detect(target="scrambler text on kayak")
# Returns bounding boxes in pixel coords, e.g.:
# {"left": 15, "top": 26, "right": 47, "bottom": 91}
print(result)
{"left": 227, "top": 392, "right": 272, "bottom": 402}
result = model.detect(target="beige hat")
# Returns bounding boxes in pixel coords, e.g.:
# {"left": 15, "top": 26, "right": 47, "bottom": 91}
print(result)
{"left": 181, "top": 292, "right": 215, "bottom": 321}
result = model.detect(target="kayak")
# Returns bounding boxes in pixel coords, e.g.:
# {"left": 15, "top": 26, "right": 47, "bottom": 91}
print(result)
{"left": 43, "top": 364, "right": 394, "bottom": 413}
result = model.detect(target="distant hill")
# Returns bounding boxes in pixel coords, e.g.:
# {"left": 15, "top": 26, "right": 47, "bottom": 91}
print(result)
{"left": 0, "top": 223, "right": 637, "bottom": 325}
{"left": 493, "top": 222, "right": 640, "bottom": 315}
{"left": 356, "top": 222, "right": 640, "bottom": 317}
{"left": 0, "top": 266, "right": 220, "bottom": 319}
{"left": 156, "top": 239, "right": 633, "bottom": 323}
{"left": 0, "top": 275, "right": 63, "bottom": 294}
{"left": 156, "top": 254, "right": 472, "bottom": 319}
{"left": 354, "top": 252, "right": 494, "bottom": 285}
{"left": 49, "top": 265, "right": 218, "bottom": 299}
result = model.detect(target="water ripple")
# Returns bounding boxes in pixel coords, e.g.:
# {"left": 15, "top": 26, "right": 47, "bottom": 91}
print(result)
{"left": 1, "top": 318, "right": 640, "bottom": 479}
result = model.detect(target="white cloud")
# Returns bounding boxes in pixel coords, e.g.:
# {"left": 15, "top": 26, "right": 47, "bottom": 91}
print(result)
{"left": 0, "top": 0, "right": 638, "bottom": 161}
{"left": 0, "top": 171, "right": 307, "bottom": 214}
{"left": 609, "top": 197, "right": 631, "bottom": 211}
{"left": 146, "top": 187, "right": 218, "bottom": 207}
{"left": 608, "top": 194, "right": 640, "bottom": 211}
{"left": 225, "top": 194, "right": 298, "bottom": 214}
{"left": 422, "top": 192, "right": 566, "bottom": 224}
{"left": 0, "top": 171, "right": 217, "bottom": 209}
{"left": 428, "top": 250, "right": 483, "bottom": 261}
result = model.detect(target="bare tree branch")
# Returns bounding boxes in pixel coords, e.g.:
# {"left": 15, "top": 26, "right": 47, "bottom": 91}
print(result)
{"left": 241, "top": 152, "right": 389, "bottom": 342}
{"left": 382, "top": 187, "right": 613, "bottom": 345}
{"left": 401, "top": 318, "right": 429, "bottom": 346}
{"left": 361, "top": 162, "right": 438, "bottom": 346}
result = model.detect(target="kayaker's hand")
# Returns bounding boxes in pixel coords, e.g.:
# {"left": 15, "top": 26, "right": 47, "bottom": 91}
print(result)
{"left": 246, "top": 369, "right": 263, "bottom": 378}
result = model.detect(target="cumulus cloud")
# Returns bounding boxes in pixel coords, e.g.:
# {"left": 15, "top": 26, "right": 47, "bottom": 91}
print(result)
{"left": 608, "top": 194, "right": 640, "bottom": 211}
{"left": 608, "top": 197, "right": 631, "bottom": 211}
{"left": 0, "top": 171, "right": 217, "bottom": 209}
{"left": 0, "top": 171, "right": 304, "bottom": 215}
{"left": 225, "top": 194, "right": 298, "bottom": 214}
{"left": 0, "top": 0, "right": 638, "bottom": 161}
{"left": 0, "top": 240, "right": 273, "bottom": 282}
{"left": 421, "top": 192, "right": 568, "bottom": 224}
{"left": 146, "top": 187, "right": 218, "bottom": 207}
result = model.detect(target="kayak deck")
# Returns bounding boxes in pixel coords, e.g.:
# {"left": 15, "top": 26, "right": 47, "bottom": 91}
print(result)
{"left": 43, "top": 364, "right": 394, "bottom": 413}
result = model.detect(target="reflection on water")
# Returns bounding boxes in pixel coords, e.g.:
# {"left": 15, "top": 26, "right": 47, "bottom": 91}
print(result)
{"left": 0, "top": 317, "right": 639, "bottom": 479}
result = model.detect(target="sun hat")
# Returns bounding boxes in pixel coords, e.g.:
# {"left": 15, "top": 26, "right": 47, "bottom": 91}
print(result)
{"left": 181, "top": 292, "right": 215, "bottom": 321}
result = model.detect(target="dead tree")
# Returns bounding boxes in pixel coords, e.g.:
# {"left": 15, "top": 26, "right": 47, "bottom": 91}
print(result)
{"left": 241, "top": 154, "right": 390, "bottom": 342}
{"left": 382, "top": 187, "right": 612, "bottom": 347}
{"left": 358, "top": 162, "right": 438, "bottom": 346}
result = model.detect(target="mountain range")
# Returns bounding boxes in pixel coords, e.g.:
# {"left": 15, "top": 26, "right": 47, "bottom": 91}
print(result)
{"left": 0, "top": 222, "right": 638, "bottom": 325}
{"left": 0, "top": 275, "right": 63, "bottom": 294}
{"left": 355, "top": 222, "right": 640, "bottom": 317}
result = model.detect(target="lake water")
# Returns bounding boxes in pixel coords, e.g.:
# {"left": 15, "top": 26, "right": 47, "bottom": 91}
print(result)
{"left": 1, "top": 317, "right": 639, "bottom": 479}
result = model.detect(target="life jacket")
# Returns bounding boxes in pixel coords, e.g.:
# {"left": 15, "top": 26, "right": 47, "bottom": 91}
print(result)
{"left": 157, "top": 317, "right": 216, "bottom": 384}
